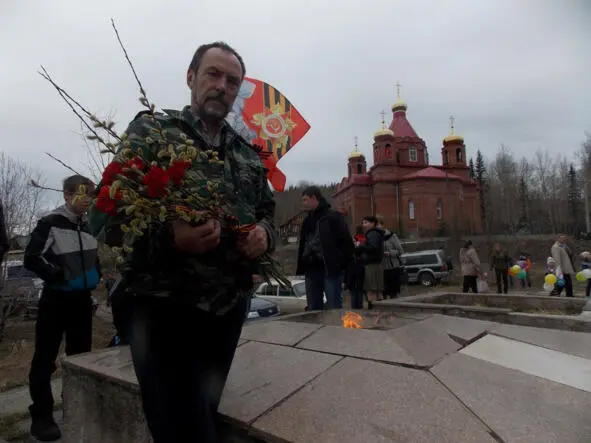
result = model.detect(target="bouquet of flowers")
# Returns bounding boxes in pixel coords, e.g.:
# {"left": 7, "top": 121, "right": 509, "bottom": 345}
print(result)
{"left": 40, "top": 20, "right": 290, "bottom": 290}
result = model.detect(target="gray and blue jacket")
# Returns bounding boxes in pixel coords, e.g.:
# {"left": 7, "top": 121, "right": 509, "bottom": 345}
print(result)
{"left": 24, "top": 205, "right": 100, "bottom": 292}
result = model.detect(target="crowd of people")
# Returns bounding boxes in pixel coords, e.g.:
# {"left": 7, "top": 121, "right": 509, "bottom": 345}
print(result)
{"left": 296, "top": 187, "right": 404, "bottom": 310}
{"left": 460, "top": 234, "right": 589, "bottom": 297}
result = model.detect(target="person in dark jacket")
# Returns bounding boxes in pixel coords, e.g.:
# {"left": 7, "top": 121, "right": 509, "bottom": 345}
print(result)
{"left": 355, "top": 216, "right": 384, "bottom": 303}
{"left": 489, "top": 243, "right": 511, "bottom": 294}
{"left": 376, "top": 216, "right": 404, "bottom": 298}
{"left": 24, "top": 175, "right": 100, "bottom": 441}
{"left": 346, "top": 226, "right": 366, "bottom": 309}
{"left": 296, "top": 186, "right": 354, "bottom": 310}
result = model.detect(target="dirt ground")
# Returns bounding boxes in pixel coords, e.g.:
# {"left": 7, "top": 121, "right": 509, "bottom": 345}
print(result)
{"left": 0, "top": 288, "right": 114, "bottom": 392}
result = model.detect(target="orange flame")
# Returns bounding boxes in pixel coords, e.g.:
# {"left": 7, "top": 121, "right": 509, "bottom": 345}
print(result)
{"left": 342, "top": 311, "right": 363, "bottom": 329}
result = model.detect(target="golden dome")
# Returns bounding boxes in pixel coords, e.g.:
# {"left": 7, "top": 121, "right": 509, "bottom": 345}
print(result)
{"left": 348, "top": 138, "right": 364, "bottom": 159}
{"left": 374, "top": 111, "right": 394, "bottom": 138}
{"left": 443, "top": 115, "right": 464, "bottom": 143}
{"left": 391, "top": 98, "right": 407, "bottom": 112}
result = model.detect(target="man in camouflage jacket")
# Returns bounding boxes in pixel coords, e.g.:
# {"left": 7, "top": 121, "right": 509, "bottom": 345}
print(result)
{"left": 88, "top": 42, "right": 277, "bottom": 443}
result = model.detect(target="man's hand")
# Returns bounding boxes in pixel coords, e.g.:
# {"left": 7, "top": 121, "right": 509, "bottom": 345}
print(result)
{"left": 237, "top": 225, "right": 268, "bottom": 259}
{"left": 173, "top": 219, "right": 221, "bottom": 253}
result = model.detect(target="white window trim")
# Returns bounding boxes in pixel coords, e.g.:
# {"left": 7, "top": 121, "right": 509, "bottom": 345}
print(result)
{"left": 409, "top": 201, "right": 415, "bottom": 220}
{"left": 409, "top": 147, "right": 417, "bottom": 162}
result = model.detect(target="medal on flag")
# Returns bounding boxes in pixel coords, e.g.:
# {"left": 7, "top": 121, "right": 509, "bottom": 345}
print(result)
{"left": 226, "top": 77, "right": 311, "bottom": 192}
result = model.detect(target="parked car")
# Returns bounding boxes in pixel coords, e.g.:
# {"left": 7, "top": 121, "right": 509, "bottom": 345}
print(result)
{"left": 246, "top": 295, "right": 280, "bottom": 321}
{"left": 254, "top": 278, "right": 327, "bottom": 313}
{"left": 400, "top": 249, "right": 453, "bottom": 286}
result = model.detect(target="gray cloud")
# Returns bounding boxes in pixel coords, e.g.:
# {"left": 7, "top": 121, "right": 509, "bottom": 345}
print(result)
{"left": 1, "top": 0, "right": 589, "bottom": 199}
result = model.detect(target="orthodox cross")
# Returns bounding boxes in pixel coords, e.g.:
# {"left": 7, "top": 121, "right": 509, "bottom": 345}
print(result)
{"left": 354, "top": 136, "right": 358, "bottom": 150}
{"left": 395, "top": 81, "right": 402, "bottom": 98}
{"left": 449, "top": 115, "right": 455, "bottom": 134}
{"left": 380, "top": 110, "right": 386, "bottom": 127}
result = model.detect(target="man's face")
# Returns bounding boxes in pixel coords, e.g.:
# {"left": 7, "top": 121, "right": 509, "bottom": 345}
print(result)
{"left": 187, "top": 47, "right": 243, "bottom": 124}
{"left": 559, "top": 235, "right": 568, "bottom": 244}
{"left": 494, "top": 243, "right": 501, "bottom": 251}
{"left": 362, "top": 219, "right": 374, "bottom": 232}
{"left": 301, "top": 195, "right": 318, "bottom": 211}
{"left": 65, "top": 185, "right": 95, "bottom": 216}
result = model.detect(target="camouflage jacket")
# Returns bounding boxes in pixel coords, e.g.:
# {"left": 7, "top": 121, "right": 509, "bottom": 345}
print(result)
{"left": 88, "top": 106, "right": 277, "bottom": 314}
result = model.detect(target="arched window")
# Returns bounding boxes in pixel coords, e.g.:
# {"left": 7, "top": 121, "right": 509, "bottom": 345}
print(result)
{"left": 409, "top": 200, "right": 415, "bottom": 220}
{"left": 409, "top": 147, "right": 417, "bottom": 162}
{"left": 348, "top": 164, "right": 352, "bottom": 176}
{"left": 356, "top": 163, "right": 363, "bottom": 174}
{"left": 385, "top": 144, "right": 392, "bottom": 159}
{"left": 456, "top": 148, "right": 463, "bottom": 162}
{"left": 436, "top": 199, "right": 443, "bottom": 220}
{"left": 444, "top": 150, "right": 449, "bottom": 166}
{"left": 396, "top": 151, "right": 400, "bottom": 163}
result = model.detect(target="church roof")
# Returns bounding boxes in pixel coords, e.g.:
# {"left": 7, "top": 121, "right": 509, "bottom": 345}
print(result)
{"left": 388, "top": 106, "right": 419, "bottom": 138}
{"left": 400, "top": 166, "right": 462, "bottom": 181}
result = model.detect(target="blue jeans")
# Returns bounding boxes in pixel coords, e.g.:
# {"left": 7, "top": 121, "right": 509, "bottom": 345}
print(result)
{"left": 305, "top": 269, "right": 344, "bottom": 310}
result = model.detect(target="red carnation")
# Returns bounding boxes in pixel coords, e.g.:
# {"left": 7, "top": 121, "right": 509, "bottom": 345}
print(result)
{"left": 126, "top": 156, "right": 146, "bottom": 171}
{"left": 167, "top": 160, "right": 191, "bottom": 186}
{"left": 95, "top": 185, "right": 121, "bottom": 216}
{"left": 143, "top": 165, "right": 170, "bottom": 198}
{"left": 102, "top": 162, "right": 124, "bottom": 185}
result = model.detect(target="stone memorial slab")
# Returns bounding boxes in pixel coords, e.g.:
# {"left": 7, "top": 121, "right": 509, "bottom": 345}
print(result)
{"left": 460, "top": 335, "right": 591, "bottom": 393}
{"left": 388, "top": 320, "right": 462, "bottom": 366}
{"left": 296, "top": 325, "right": 416, "bottom": 365}
{"left": 490, "top": 323, "right": 591, "bottom": 359}
{"left": 415, "top": 314, "right": 493, "bottom": 344}
{"left": 219, "top": 341, "right": 341, "bottom": 424}
{"left": 64, "top": 346, "right": 137, "bottom": 385}
{"left": 253, "top": 357, "right": 497, "bottom": 443}
{"left": 240, "top": 320, "right": 323, "bottom": 346}
{"left": 432, "top": 352, "right": 591, "bottom": 443}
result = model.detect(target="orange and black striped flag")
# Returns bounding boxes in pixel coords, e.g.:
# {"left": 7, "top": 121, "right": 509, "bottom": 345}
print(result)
{"left": 227, "top": 77, "right": 311, "bottom": 191}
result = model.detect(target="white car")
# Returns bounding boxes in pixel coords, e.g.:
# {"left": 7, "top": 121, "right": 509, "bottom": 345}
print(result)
{"left": 254, "top": 277, "right": 326, "bottom": 313}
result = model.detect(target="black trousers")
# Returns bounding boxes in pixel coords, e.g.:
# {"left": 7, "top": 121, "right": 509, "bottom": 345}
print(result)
{"left": 129, "top": 295, "right": 248, "bottom": 443}
{"left": 556, "top": 274, "right": 574, "bottom": 297}
{"left": 462, "top": 275, "right": 478, "bottom": 293}
{"left": 109, "top": 284, "right": 133, "bottom": 346}
{"left": 494, "top": 269, "right": 508, "bottom": 294}
{"left": 29, "top": 288, "right": 93, "bottom": 417}
{"left": 383, "top": 268, "right": 402, "bottom": 298}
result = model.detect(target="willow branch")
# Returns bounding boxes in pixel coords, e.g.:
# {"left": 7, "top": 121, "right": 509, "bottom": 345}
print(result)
{"left": 45, "top": 152, "right": 89, "bottom": 179}
{"left": 30, "top": 180, "right": 61, "bottom": 193}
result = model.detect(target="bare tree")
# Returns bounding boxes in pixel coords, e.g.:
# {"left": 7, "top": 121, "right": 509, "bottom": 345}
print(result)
{"left": 0, "top": 152, "right": 45, "bottom": 237}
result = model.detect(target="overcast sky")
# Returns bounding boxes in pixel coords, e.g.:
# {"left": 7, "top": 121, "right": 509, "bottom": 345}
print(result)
{"left": 1, "top": 0, "right": 589, "bottom": 204}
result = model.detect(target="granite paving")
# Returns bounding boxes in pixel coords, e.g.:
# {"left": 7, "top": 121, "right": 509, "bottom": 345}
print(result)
{"left": 240, "top": 320, "right": 323, "bottom": 346}
{"left": 296, "top": 325, "right": 416, "bottom": 365}
{"left": 388, "top": 320, "right": 463, "bottom": 366}
{"left": 414, "top": 314, "right": 494, "bottom": 344}
{"left": 490, "top": 323, "right": 591, "bottom": 359}
{"left": 460, "top": 334, "right": 591, "bottom": 393}
{"left": 253, "top": 357, "right": 498, "bottom": 443}
{"left": 432, "top": 352, "right": 591, "bottom": 443}
{"left": 219, "top": 341, "right": 341, "bottom": 423}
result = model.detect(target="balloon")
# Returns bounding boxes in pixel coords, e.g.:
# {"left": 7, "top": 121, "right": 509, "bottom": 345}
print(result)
{"left": 583, "top": 269, "right": 591, "bottom": 279}
{"left": 511, "top": 265, "right": 521, "bottom": 274}
{"left": 517, "top": 270, "right": 526, "bottom": 280}
{"left": 556, "top": 278, "right": 565, "bottom": 288}
{"left": 543, "top": 282, "right": 554, "bottom": 292}
{"left": 545, "top": 274, "right": 557, "bottom": 285}
{"left": 576, "top": 271, "right": 588, "bottom": 282}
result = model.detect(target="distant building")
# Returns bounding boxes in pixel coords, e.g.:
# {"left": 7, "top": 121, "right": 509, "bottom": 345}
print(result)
{"left": 332, "top": 88, "right": 482, "bottom": 237}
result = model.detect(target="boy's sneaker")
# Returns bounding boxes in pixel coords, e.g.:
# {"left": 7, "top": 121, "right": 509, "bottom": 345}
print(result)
{"left": 30, "top": 415, "right": 62, "bottom": 441}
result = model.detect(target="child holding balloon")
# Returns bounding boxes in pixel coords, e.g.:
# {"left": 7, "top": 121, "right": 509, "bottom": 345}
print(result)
{"left": 579, "top": 252, "right": 591, "bottom": 298}
{"left": 544, "top": 257, "right": 561, "bottom": 296}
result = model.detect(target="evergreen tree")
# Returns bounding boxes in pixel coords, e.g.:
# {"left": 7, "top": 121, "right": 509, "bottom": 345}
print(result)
{"left": 468, "top": 158, "right": 475, "bottom": 180}
{"left": 475, "top": 150, "right": 487, "bottom": 231}
{"left": 567, "top": 163, "right": 581, "bottom": 233}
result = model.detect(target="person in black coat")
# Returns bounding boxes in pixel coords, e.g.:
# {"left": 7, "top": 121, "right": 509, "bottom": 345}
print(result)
{"left": 296, "top": 186, "right": 354, "bottom": 310}
{"left": 345, "top": 226, "right": 366, "bottom": 309}
{"left": 355, "top": 216, "right": 384, "bottom": 303}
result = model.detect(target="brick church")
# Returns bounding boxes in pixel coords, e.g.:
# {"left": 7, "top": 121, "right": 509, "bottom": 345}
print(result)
{"left": 332, "top": 89, "right": 483, "bottom": 236}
